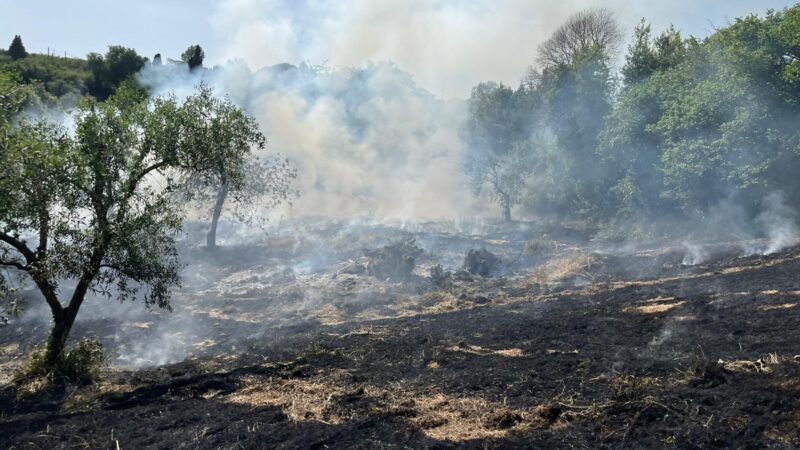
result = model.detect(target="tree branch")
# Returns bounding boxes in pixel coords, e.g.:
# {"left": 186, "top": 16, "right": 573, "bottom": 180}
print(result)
{"left": 0, "top": 259, "right": 27, "bottom": 271}
{"left": 0, "top": 231, "right": 36, "bottom": 264}
{"left": 125, "top": 160, "right": 169, "bottom": 197}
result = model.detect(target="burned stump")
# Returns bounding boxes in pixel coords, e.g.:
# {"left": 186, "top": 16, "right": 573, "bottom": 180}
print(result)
{"left": 365, "top": 239, "right": 424, "bottom": 282}
{"left": 463, "top": 248, "right": 501, "bottom": 276}
{"left": 429, "top": 264, "right": 451, "bottom": 287}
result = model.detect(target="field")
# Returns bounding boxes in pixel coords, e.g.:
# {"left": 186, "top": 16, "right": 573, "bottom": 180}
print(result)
{"left": 2, "top": 221, "right": 800, "bottom": 449}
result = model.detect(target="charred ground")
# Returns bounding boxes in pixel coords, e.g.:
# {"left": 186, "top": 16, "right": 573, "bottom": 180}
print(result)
{"left": 1, "top": 221, "right": 800, "bottom": 449}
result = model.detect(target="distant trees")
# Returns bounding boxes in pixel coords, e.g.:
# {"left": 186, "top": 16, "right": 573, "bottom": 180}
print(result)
{"left": 466, "top": 4, "right": 800, "bottom": 229}
{"left": 182, "top": 45, "right": 205, "bottom": 70}
{"left": 2, "top": 54, "right": 92, "bottom": 98}
{"left": 86, "top": 45, "right": 147, "bottom": 99}
{"left": 0, "top": 84, "right": 284, "bottom": 376}
{"left": 178, "top": 85, "right": 296, "bottom": 249}
{"left": 8, "top": 35, "right": 28, "bottom": 60}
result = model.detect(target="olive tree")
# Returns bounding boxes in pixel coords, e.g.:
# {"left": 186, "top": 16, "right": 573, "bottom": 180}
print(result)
{"left": 178, "top": 84, "right": 296, "bottom": 249}
{"left": 0, "top": 85, "right": 265, "bottom": 372}
{"left": 463, "top": 82, "right": 535, "bottom": 222}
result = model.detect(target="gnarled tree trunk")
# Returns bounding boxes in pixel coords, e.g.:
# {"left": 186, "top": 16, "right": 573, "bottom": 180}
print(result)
{"left": 44, "top": 309, "right": 75, "bottom": 367}
{"left": 43, "top": 272, "right": 95, "bottom": 368}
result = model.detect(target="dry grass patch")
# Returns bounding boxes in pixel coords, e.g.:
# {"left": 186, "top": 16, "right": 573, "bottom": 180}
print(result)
{"left": 758, "top": 303, "right": 797, "bottom": 311}
{"left": 531, "top": 250, "right": 594, "bottom": 283}
{"left": 446, "top": 344, "right": 527, "bottom": 358}
{"left": 409, "top": 393, "right": 522, "bottom": 440}
{"left": 226, "top": 372, "right": 350, "bottom": 423}
{"left": 624, "top": 300, "right": 686, "bottom": 315}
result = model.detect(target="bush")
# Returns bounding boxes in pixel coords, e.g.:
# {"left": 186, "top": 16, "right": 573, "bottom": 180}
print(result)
{"left": 20, "top": 337, "right": 106, "bottom": 386}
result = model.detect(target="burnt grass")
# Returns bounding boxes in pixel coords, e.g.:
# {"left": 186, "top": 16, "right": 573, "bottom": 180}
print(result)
{"left": 2, "top": 237, "right": 800, "bottom": 448}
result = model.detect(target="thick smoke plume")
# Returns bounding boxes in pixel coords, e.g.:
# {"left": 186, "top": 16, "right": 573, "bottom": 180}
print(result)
{"left": 139, "top": 62, "right": 489, "bottom": 221}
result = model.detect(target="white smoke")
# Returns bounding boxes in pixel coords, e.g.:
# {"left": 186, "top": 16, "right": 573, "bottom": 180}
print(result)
{"left": 138, "top": 61, "right": 490, "bottom": 222}
{"left": 206, "top": 0, "right": 791, "bottom": 98}
{"left": 756, "top": 192, "right": 799, "bottom": 255}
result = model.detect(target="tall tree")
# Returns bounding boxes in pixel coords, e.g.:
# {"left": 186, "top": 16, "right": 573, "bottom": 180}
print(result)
{"left": 536, "top": 8, "right": 623, "bottom": 69}
{"left": 178, "top": 85, "right": 296, "bottom": 249}
{"left": 8, "top": 35, "right": 28, "bottom": 60}
{"left": 182, "top": 45, "right": 205, "bottom": 71}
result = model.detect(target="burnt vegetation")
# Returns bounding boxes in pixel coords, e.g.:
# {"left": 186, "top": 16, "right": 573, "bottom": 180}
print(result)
{"left": 2, "top": 4, "right": 800, "bottom": 449}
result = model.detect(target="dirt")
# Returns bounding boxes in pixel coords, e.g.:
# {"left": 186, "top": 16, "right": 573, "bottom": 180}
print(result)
{"left": 1, "top": 221, "right": 800, "bottom": 449}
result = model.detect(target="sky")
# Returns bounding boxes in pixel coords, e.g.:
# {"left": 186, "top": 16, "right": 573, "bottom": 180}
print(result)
{"left": 1, "top": 0, "right": 797, "bottom": 97}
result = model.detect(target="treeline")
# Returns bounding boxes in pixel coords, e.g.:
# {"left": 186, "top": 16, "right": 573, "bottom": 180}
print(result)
{"left": 0, "top": 35, "right": 206, "bottom": 103}
{"left": 465, "top": 5, "right": 800, "bottom": 232}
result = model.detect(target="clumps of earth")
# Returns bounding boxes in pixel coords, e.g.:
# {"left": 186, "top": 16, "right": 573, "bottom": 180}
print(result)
{"left": 428, "top": 247, "right": 503, "bottom": 288}
{"left": 337, "top": 239, "right": 425, "bottom": 282}
{"left": 463, "top": 248, "right": 501, "bottom": 276}
{"left": 365, "top": 239, "right": 424, "bottom": 281}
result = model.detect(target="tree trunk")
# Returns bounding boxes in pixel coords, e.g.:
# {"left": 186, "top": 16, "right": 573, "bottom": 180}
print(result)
{"left": 43, "top": 274, "right": 93, "bottom": 369}
{"left": 44, "top": 309, "right": 76, "bottom": 368}
{"left": 206, "top": 182, "right": 229, "bottom": 249}
{"left": 501, "top": 196, "right": 512, "bottom": 223}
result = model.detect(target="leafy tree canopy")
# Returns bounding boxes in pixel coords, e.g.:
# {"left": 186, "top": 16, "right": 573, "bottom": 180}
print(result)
{"left": 181, "top": 45, "right": 205, "bottom": 71}
{"left": 86, "top": 45, "right": 147, "bottom": 100}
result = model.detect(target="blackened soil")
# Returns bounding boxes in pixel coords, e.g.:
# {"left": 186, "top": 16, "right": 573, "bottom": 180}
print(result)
{"left": 2, "top": 245, "right": 800, "bottom": 449}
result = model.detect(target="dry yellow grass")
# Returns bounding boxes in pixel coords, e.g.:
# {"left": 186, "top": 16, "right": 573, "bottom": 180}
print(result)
{"left": 531, "top": 250, "right": 594, "bottom": 283}
{"left": 223, "top": 371, "right": 534, "bottom": 441}
{"left": 445, "top": 344, "right": 527, "bottom": 358}
{"left": 758, "top": 303, "right": 797, "bottom": 311}
{"left": 624, "top": 299, "right": 686, "bottom": 314}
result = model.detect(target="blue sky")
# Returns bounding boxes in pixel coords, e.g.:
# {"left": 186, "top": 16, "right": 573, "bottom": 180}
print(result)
{"left": 1, "top": 0, "right": 797, "bottom": 96}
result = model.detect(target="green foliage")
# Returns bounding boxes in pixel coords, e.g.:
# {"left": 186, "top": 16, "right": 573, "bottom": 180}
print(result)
{"left": 622, "top": 21, "right": 687, "bottom": 85}
{"left": 0, "top": 71, "right": 54, "bottom": 119}
{"left": 8, "top": 35, "right": 27, "bottom": 60}
{"left": 86, "top": 45, "right": 147, "bottom": 99}
{"left": 181, "top": 44, "right": 205, "bottom": 71}
{"left": 0, "top": 84, "right": 276, "bottom": 373}
{"left": 468, "top": 4, "right": 800, "bottom": 229}
{"left": 0, "top": 53, "right": 91, "bottom": 98}
{"left": 541, "top": 45, "right": 615, "bottom": 215}
{"left": 603, "top": 5, "right": 800, "bottom": 218}
{"left": 22, "top": 337, "right": 105, "bottom": 385}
